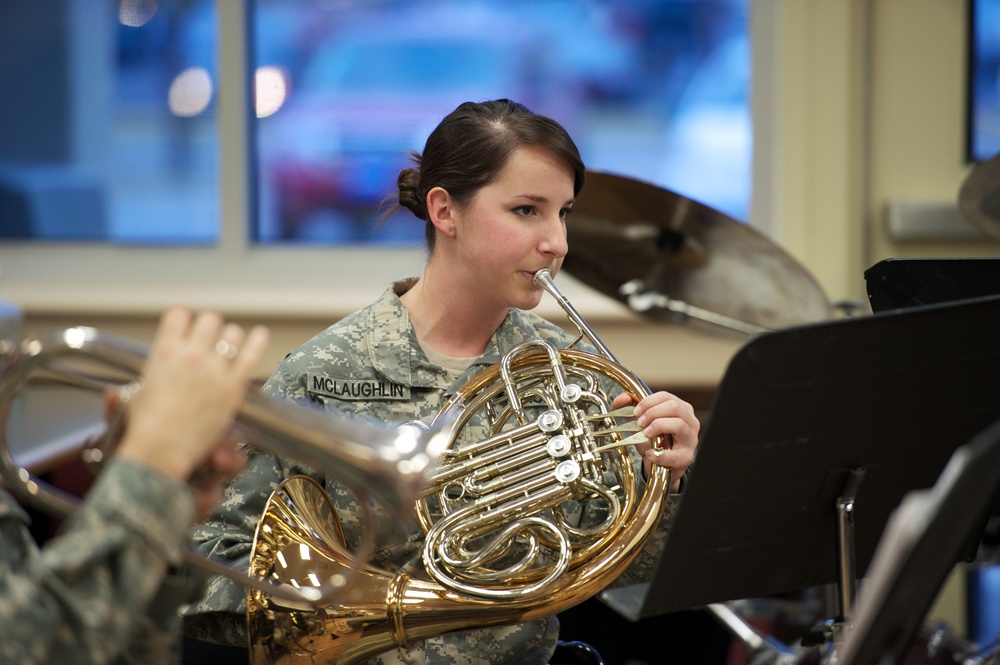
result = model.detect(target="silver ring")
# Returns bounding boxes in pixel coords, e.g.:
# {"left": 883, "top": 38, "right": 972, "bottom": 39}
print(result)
{"left": 116, "top": 380, "right": 142, "bottom": 404}
{"left": 215, "top": 340, "right": 238, "bottom": 360}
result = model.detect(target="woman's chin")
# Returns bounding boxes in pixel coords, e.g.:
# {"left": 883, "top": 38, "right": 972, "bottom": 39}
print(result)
{"left": 515, "top": 292, "right": 545, "bottom": 311}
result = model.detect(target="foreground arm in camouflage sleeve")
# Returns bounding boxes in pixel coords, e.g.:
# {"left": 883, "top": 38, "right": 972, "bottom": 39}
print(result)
{"left": 0, "top": 306, "right": 267, "bottom": 664}
{"left": 0, "top": 459, "right": 199, "bottom": 665}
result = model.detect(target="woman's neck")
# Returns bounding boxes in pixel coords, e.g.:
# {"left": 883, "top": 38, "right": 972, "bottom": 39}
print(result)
{"left": 400, "top": 263, "right": 509, "bottom": 358}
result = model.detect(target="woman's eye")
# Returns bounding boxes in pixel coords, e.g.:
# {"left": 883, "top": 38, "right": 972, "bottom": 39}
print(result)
{"left": 513, "top": 205, "right": 535, "bottom": 216}
{"left": 560, "top": 208, "right": 572, "bottom": 220}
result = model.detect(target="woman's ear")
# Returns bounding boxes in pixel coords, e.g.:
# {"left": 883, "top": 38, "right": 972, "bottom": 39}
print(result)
{"left": 426, "top": 187, "right": 457, "bottom": 238}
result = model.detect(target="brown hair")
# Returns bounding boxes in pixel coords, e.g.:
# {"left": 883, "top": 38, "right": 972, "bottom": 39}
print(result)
{"left": 387, "top": 99, "right": 585, "bottom": 250}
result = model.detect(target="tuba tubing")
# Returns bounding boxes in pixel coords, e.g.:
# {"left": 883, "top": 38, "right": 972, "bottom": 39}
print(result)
{"left": 247, "top": 270, "right": 673, "bottom": 664}
{"left": 0, "top": 325, "right": 451, "bottom": 606}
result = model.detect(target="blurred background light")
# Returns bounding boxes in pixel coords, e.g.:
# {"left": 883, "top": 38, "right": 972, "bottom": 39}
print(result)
{"left": 119, "top": 0, "right": 158, "bottom": 28}
{"left": 168, "top": 66, "right": 213, "bottom": 117}
{"left": 255, "top": 66, "right": 290, "bottom": 118}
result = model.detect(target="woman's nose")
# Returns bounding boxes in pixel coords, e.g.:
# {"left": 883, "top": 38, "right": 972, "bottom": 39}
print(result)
{"left": 539, "top": 217, "right": 568, "bottom": 258}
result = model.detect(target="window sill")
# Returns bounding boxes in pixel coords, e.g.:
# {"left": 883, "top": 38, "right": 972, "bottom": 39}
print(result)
{"left": 0, "top": 245, "right": 639, "bottom": 323}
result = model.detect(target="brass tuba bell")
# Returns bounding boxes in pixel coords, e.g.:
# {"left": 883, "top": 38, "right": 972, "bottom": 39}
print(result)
{"left": 247, "top": 270, "right": 674, "bottom": 664}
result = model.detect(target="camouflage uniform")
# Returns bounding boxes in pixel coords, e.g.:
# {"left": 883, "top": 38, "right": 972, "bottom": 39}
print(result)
{"left": 0, "top": 458, "right": 204, "bottom": 665}
{"left": 184, "top": 279, "right": 679, "bottom": 664}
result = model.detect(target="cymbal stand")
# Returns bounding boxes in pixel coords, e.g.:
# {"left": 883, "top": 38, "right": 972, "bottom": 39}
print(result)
{"left": 619, "top": 279, "right": 768, "bottom": 336}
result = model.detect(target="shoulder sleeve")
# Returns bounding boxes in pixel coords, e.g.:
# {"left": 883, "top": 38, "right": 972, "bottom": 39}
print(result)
{"left": 0, "top": 460, "right": 195, "bottom": 664}
{"left": 262, "top": 309, "right": 374, "bottom": 402}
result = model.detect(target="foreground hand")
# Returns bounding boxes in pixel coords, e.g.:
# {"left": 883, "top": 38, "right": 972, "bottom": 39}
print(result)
{"left": 115, "top": 306, "right": 269, "bottom": 519}
{"left": 187, "top": 433, "right": 251, "bottom": 522}
{"left": 613, "top": 390, "right": 700, "bottom": 493}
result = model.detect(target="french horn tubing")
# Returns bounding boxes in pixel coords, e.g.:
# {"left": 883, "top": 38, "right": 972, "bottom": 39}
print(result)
{"left": 247, "top": 269, "right": 673, "bottom": 664}
{"left": 0, "top": 325, "right": 451, "bottom": 606}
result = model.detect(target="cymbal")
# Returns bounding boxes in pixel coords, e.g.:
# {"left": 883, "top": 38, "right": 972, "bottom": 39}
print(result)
{"left": 564, "top": 171, "right": 831, "bottom": 334}
{"left": 959, "top": 150, "right": 1000, "bottom": 241}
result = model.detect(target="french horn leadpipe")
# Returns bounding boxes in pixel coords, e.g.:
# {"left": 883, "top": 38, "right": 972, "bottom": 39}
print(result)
{"left": 0, "top": 326, "right": 450, "bottom": 605}
{"left": 247, "top": 269, "right": 672, "bottom": 664}
{"left": 532, "top": 268, "right": 625, "bottom": 365}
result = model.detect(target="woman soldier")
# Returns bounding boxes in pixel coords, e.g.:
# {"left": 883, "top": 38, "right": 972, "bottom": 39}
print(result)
{"left": 183, "top": 99, "right": 700, "bottom": 665}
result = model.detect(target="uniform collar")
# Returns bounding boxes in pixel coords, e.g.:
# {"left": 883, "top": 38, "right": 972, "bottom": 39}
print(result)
{"left": 369, "top": 279, "right": 536, "bottom": 392}
{"left": 365, "top": 280, "right": 423, "bottom": 387}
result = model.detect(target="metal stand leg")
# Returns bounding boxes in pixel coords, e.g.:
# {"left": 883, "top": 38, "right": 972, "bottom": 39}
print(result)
{"left": 835, "top": 468, "right": 865, "bottom": 623}
{"left": 706, "top": 603, "right": 798, "bottom": 665}
{"left": 709, "top": 469, "right": 870, "bottom": 663}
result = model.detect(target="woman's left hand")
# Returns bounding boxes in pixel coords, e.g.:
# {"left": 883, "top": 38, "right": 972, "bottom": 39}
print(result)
{"left": 613, "top": 390, "right": 700, "bottom": 493}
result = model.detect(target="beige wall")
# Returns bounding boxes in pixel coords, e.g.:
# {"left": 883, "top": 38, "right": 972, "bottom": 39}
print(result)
{"left": 762, "top": 0, "right": 998, "bottom": 305}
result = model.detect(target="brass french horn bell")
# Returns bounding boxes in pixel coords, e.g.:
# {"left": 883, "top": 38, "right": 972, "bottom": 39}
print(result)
{"left": 0, "top": 325, "right": 451, "bottom": 606}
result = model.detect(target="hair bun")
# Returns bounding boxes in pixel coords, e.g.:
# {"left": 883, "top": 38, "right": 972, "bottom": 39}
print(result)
{"left": 397, "top": 168, "right": 427, "bottom": 220}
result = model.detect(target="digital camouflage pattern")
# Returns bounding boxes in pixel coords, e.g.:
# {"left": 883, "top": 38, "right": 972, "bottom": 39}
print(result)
{"left": 184, "top": 280, "right": 680, "bottom": 665}
{"left": 0, "top": 459, "right": 203, "bottom": 665}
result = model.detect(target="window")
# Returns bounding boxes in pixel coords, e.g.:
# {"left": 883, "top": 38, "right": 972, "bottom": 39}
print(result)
{"left": 0, "top": 0, "right": 218, "bottom": 244}
{"left": 0, "top": 0, "right": 751, "bottom": 317}
{"left": 253, "top": 0, "right": 751, "bottom": 245}
{"left": 968, "top": 0, "right": 1000, "bottom": 163}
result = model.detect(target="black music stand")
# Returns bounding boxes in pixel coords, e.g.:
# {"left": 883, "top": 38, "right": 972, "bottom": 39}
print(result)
{"left": 864, "top": 257, "right": 1000, "bottom": 312}
{"left": 601, "top": 293, "right": 1000, "bottom": 622}
{"left": 833, "top": 416, "right": 1000, "bottom": 665}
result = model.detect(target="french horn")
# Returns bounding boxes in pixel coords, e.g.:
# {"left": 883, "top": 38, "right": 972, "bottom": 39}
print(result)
{"left": 247, "top": 269, "right": 674, "bottom": 664}
{"left": 0, "top": 325, "right": 451, "bottom": 606}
